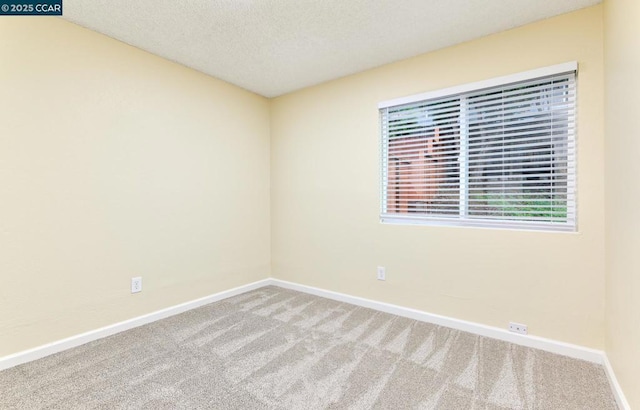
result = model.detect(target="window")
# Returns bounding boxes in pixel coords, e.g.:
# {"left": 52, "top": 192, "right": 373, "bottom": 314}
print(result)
{"left": 380, "top": 63, "right": 576, "bottom": 231}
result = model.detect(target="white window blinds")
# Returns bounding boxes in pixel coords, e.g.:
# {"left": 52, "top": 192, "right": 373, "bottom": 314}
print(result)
{"left": 380, "top": 63, "right": 576, "bottom": 231}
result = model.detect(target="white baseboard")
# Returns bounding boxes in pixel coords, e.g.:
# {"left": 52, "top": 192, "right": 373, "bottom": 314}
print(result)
{"left": 0, "top": 279, "right": 271, "bottom": 371}
{"left": 0, "top": 277, "right": 629, "bottom": 409}
{"left": 268, "top": 279, "right": 605, "bottom": 363}
{"left": 602, "top": 354, "right": 631, "bottom": 410}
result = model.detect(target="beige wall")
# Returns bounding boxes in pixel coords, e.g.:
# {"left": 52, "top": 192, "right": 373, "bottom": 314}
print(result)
{"left": 271, "top": 6, "right": 605, "bottom": 348}
{"left": 0, "top": 18, "right": 271, "bottom": 356}
{"left": 604, "top": 0, "right": 640, "bottom": 406}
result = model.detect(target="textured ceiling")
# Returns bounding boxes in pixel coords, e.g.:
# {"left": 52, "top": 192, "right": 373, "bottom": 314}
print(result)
{"left": 63, "top": 0, "right": 600, "bottom": 97}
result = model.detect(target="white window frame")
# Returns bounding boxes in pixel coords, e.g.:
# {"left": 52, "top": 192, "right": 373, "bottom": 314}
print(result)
{"left": 379, "top": 62, "right": 577, "bottom": 232}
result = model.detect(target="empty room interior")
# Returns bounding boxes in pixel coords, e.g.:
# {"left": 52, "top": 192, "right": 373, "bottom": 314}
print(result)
{"left": 0, "top": 0, "right": 638, "bottom": 408}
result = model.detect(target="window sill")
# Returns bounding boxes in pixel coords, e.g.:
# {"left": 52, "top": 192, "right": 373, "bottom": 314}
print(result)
{"left": 380, "top": 214, "right": 576, "bottom": 233}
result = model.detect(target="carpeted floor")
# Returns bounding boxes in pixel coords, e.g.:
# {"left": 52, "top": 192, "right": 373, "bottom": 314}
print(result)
{"left": 0, "top": 286, "right": 617, "bottom": 409}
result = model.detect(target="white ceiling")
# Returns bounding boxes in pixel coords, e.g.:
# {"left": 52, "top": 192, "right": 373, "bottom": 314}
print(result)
{"left": 63, "top": 0, "right": 600, "bottom": 98}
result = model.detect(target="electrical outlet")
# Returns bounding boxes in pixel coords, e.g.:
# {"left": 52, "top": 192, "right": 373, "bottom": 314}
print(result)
{"left": 131, "top": 277, "right": 142, "bottom": 294}
{"left": 377, "top": 266, "right": 386, "bottom": 281}
{"left": 509, "top": 322, "right": 527, "bottom": 335}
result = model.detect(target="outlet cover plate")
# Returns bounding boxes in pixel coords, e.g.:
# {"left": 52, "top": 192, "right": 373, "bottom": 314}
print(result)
{"left": 131, "top": 277, "right": 142, "bottom": 293}
{"left": 509, "top": 322, "right": 527, "bottom": 335}
{"left": 377, "top": 266, "right": 386, "bottom": 281}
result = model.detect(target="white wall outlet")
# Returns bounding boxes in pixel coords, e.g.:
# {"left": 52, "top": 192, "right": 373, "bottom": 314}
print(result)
{"left": 509, "top": 322, "right": 527, "bottom": 335}
{"left": 377, "top": 266, "right": 386, "bottom": 281}
{"left": 131, "top": 277, "right": 142, "bottom": 294}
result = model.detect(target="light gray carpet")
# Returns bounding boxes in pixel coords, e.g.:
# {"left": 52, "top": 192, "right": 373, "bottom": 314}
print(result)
{"left": 0, "top": 286, "right": 617, "bottom": 409}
